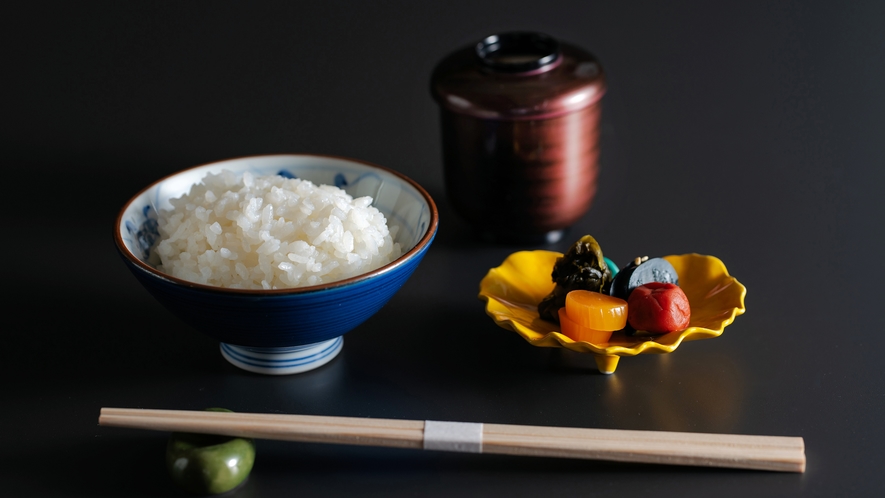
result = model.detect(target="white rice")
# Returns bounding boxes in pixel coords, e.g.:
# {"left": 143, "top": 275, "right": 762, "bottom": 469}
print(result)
{"left": 150, "top": 170, "right": 401, "bottom": 289}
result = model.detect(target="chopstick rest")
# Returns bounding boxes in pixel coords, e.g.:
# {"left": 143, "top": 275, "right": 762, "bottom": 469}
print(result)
{"left": 423, "top": 421, "right": 483, "bottom": 453}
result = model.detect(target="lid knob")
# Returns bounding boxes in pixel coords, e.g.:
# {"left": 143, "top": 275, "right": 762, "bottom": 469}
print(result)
{"left": 475, "top": 32, "right": 561, "bottom": 74}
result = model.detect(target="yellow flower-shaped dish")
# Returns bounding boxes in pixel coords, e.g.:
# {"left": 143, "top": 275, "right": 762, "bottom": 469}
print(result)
{"left": 479, "top": 252, "right": 746, "bottom": 374}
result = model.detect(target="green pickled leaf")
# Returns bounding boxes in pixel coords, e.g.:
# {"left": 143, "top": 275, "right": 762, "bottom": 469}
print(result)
{"left": 538, "top": 235, "right": 613, "bottom": 323}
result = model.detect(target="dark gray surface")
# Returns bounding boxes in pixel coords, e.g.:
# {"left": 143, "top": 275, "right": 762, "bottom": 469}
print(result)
{"left": 3, "top": 1, "right": 884, "bottom": 496}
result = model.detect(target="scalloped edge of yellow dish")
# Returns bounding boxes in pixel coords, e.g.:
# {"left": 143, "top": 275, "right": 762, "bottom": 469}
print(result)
{"left": 478, "top": 251, "right": 746, "bottom": 358}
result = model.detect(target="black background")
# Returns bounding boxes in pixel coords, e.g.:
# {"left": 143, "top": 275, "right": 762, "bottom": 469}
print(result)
{"left": 3, "top": 1, "right": 884, "bottom": 496}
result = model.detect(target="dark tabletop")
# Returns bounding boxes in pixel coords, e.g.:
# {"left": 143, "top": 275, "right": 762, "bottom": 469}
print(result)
{"left": 3, "top": 1, "right": 884, "bottom": 496}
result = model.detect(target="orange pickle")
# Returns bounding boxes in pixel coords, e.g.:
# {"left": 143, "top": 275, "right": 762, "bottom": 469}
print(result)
{"left": 558, "top": 308, "right": 615, "bottom": 344}
{"left": 564, "top": 290, "right": 628, "bottom": 330}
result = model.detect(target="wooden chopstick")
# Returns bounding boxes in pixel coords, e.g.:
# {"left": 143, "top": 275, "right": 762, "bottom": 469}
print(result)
{"left": 98, "top": 408, "right": 805, "bottom": 472}
{"left": 101, "top": 408, "right": 425, "bottom": 449}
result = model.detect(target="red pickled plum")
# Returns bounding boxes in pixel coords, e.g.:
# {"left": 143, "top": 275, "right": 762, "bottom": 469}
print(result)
{"left": 627, "top": 282, "right": 691, "bottom": 333}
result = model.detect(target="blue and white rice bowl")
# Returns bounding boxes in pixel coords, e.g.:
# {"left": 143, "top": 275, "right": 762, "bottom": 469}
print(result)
{"left": 115, "top": 154, "right": 438, "bottom": 375}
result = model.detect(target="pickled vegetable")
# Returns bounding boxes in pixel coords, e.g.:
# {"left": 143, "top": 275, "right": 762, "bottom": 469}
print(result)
{"left": 558, "top": 308, "right": 615, "bottom": 344}
{"left": 610, "top": 256, "right": 678, "bottom": 300}
{"left": 627, "top": 282, "right": 691, "bottom": 333}
{"left": 538, "top": 235, "right": 613, "bottom": 323}
{"left": 565, "top": 290, "right": 628, "bottom": 331}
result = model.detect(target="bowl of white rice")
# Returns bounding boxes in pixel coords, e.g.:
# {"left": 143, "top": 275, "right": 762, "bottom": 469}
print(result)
{"left": 115, "top": 154, "right": 438, "bottom": 375}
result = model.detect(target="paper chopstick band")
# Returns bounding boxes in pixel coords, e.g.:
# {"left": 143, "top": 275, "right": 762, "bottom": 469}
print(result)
{"left": 423, "top": 420, "right": 483, "bottom": 453}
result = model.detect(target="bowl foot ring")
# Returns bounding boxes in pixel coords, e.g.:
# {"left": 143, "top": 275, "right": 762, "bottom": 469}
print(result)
{"left": 220, "top": 337, "right": 343, "bottom": 375}
{"left": 594, "top": 355, "right": 619, "bottom": 374}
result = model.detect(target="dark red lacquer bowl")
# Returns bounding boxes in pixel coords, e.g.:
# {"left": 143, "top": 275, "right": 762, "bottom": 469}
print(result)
{"left": 431, "top": 32, "right": 606, "bottom": 243}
